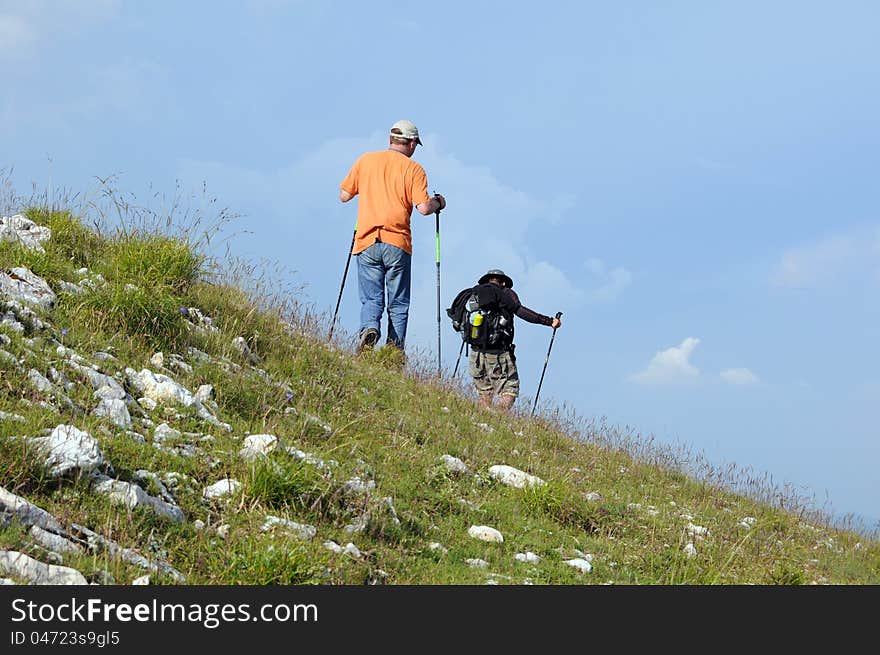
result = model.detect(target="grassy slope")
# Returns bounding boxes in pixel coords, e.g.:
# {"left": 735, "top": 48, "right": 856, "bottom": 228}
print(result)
{"left": 1, "top": 205, "right": 878, "bottom": 585}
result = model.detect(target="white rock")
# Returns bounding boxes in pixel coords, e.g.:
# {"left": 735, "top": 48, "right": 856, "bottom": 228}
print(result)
{"left": 515, "top": 552, "right": 541, "bottom": 564}
{"left": 29, "top": 526, "right": 82, "bottom": 554}
{"left": 0, "top": 267, "right": 56, "bottom": 308}
{"left": 123, "top": 431, "right": 146, "bottom": 443}
{"left": 488, "top": 465, "right": 546, "bottom": 489}
{"left": 0, "top": 410, "right": 26, "bottom": 423}
{"left": 0, "top": 214, "right": 51, "bottom": 252}
{"left": 261, "top": 516, "right": 316, "bottom": 540}
{"left": 686, "top": 522, "right": 710, "bottom": 540}
{"left": 344, "top": 514, "right": 369, "bottom": 534}
{"left": 466, "top": 558, "right": 489, "bottom": 569}
{"left": 468, "top": 525, "right": 504, "bottom": 543}
{"left": 28, "top": 424, "right": 104, "bottom": 478}
{"left": 565, "top": 558, "right": 593, "bottom": 574}
{"left": 428, "top": 542, "right": 449, "bottom": 554}
{"left": 739, "top": 517, "right": 757, "bottom": 529}
{"left": 153, "top": 423, "right": 181, "bottom": 445}
{"left": 138, "top": 397, "right": 157, "bottom": 411}
{"left": 93, "top": 477, "right": 185, "bottom": 523}
{"left": 323, "top": 540, "right": 344, "bottom": 554}
{"left": 284, "top": 447, "right": 335, "bottom": 471}
{"left": 240, "top": 434, "right": 278, "bottom": 461}
{"left": 683, "top": 542, "right": 698, "bottom": 558}
{"left": 28, "top": 368, "right": 55, "bottom": 393}
{"left": 0, "top": 550, "right": 87, "bottom": 584}
{"left": 475, "top": 423, "right": 494, "bottom": 433}
{"left": 584, "top": 492, "right": 602, "bottom": 502}
{"left": 440, "top": 454, "right": 470, "bottom": 474}
{"left": 56, "top": 345, "right": 85, "bottom": 364}
{"left": 94, "top": 384, "right": 126, "bottom": 401}
{"left": 128, "top": 369, "right": 230, "bottom": 434}
{"left": 0, "top": 486, "right": 65, "bottom": 533}
{"left": 92, "top": 398, "right": 132, "bottom": 429}
{"left": 343, "top": 543, "right": 362, "bottom": 559}
{"left": 195, "top": 385, "right": 214, "bottom": 404}
{"left": 150, "top": 352, "right": 165, "bottom": 368}
{"left": 127, "top": 368, "right": 193, "bottom": 406}
{"left": 131, "top": 575, "right": 151, "bottom": 585}
{"left": 216, "top": 524, "right": 231, "bottom": 539}
{"left": 232, "top": 336, "right": 259, "bottom": 363}
{"left": 343, "top": 477, "right": 375, "bottom": 496}
{"left": 203, "top": 478, "right": 241, "bottom": 500}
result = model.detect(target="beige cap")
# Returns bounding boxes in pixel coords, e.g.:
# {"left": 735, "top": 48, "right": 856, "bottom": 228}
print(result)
{"left": 390, "top": 119, "right": 422, "bottom": 145}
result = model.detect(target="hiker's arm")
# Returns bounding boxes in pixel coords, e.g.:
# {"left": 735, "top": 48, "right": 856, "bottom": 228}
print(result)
{"left": 339, "top": 189, "right": 355, "bottom": 203}
{"left": 416, "top": 194, "right": 445, "bottom": 215}
{"left": 503, "top": 288, "right": 554, "bottom": 326}
{"left": 515, "top": 305, "right": 554, "bottom": 326}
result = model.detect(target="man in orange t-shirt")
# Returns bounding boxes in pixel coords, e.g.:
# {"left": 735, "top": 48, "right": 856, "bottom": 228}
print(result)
{"left": 339, "top": 119, "right": 446, "bottom": 354}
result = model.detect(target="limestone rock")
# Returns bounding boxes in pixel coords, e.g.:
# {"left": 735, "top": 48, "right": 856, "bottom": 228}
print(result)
{"left": 28, "top": 424, "right": 105, "bottom": 478}
{"left": 0, "top": 550, "right": 87, "bottom": 585}
{"left": 468, "top": 525, "right": 504, "bottom": 543}
{"left": 488, "top": 464, "right": 546, "bottom": 489}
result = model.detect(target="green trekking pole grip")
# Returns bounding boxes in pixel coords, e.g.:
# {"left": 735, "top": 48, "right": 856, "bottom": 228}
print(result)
{"left": 435, "top": 196, "right": 442, "bottom": 377}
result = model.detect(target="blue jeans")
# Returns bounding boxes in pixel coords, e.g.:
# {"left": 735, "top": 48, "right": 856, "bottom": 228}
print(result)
{"left": 356, "top": 242, "right": 412, "bottom": 347}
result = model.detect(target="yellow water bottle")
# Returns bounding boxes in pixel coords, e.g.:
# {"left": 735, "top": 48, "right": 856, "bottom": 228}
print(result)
{"left": 470, "top": 312, "right": 483, "bottom": 340}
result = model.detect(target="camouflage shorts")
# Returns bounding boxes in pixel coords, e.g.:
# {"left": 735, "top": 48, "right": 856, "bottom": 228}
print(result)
{"left": 469, "top": 350, "right": 519, "bottom": 398}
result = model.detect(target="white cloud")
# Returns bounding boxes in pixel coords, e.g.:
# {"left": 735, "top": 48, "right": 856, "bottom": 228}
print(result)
{"left": 631, "top": 337, "right": 701, "bottom": 385}
{"left": 720, "top": 367, "right": 759, "bottom": 385}
{"left": 771, "top": 224, "right": 880, "bottom": 289}
{"left": 584, "top": 257, "right": 632, "bottom": 302}
{"left": 514, "top": 261, "right": 583, "bottom": 319}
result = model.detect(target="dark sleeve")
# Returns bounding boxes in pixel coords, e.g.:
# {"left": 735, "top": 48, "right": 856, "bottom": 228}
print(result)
{"left": 503, "top": 289, "right": 553, "bottom": 326}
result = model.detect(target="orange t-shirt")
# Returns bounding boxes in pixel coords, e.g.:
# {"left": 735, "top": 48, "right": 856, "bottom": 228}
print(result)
{"left": 340, "top": 149, "right": 431, "bottom": 255}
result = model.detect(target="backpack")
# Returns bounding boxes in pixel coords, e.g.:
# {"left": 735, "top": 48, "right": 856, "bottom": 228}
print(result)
{"left": 446, "top": 285, "right": 513, "bottom": 351}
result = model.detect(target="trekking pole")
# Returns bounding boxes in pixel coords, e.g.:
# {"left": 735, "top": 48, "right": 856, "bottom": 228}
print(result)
{"left": 328, "top": 226, "right": 356, "bottom": 342}
{"left": 452, "top": 339, "right": 466, "bottom": 377}
{"left": 531, "top": 312, "right": 563, "bottom": 416}
{"left": 434, "top": 194, "right": 442, "bottom": 377}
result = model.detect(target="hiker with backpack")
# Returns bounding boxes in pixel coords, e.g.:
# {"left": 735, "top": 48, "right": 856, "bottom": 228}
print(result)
{"left": 448, "top": 269, "right": 562, "bottom": 411}
{"left": 339, "top": 119, "right": 447, "bottom": 355}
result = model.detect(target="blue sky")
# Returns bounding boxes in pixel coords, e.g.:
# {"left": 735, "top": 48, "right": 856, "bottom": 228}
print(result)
{"left": 1, "top": 1, "right": 877, "bottom": 530}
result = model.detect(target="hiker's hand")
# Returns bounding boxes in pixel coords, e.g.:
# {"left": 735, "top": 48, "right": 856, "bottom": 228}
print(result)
{"left": 551, "top": 317, "right": 562, "bottom": 329}
{"left": 434, "top": 194, "right": 446, "bottom": 211}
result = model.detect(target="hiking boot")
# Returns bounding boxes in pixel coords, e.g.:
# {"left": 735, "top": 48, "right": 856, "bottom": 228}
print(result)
{"left": 356, "top": 328, "right": 379, "bottom": 354}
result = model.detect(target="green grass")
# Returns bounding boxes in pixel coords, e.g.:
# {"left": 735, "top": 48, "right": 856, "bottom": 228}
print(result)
{"left": 1, "top": 201, "right": 878, "bottom": 585}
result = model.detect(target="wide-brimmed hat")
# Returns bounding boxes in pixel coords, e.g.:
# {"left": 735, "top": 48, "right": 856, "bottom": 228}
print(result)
{"left": 478, "top": 269, "right": 513, "bottom": 288}
{"left": 390, "top": 119, "right": 422, "bottom": 145}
